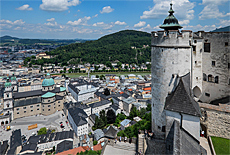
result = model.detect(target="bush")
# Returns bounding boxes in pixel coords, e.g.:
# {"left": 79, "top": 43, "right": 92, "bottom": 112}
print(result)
{"left": 93, "top": 140, "right": 98, "bottom": 146}
{"left": 38, "top": 127, "right": 47, "bottom": 135}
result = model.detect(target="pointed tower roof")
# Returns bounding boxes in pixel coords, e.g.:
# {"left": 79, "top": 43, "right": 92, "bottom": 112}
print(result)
{"left": 5, "top": 77, "right": 12, "bottom": 87}
{"left": 160, "top": 3, "right": 182, "bottom": 31}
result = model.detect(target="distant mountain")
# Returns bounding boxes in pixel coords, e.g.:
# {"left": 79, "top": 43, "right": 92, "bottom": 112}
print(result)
{"left": 0, "top": 35, "right": 19, "bottom": 40}
{"left": 0, "top": 35, "right": 88, "bottom": 45}
{"left": 210, "top": 26, "right": 230, "bottom": 32}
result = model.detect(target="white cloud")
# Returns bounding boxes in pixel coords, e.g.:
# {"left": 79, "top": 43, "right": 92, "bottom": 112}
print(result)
{"left": 201, "top": 0, "right": 229, "bottom": 5}
{"left": 179, "top": 20, "right": 190, "bottom": 25}
{"left": 199, "top": 4, "right": 230, "bottom": 20}
{"left": 92, "top": 22, "right": 114, "bottom": 29}
{"left": 140, "top": 0, "right": 195, "bottom": 20}
{"left": 67, "top": 16, "right": 91, "bottom": 26}
{"left": 218, "top": 19, "right": 230, "bottom": 27}
{"left": 16, "top": 4, "right": 33, "bottom": 11}
{"left": 0, "top": 19, "right": 25, "bottom": 25}
{"left": 93, "top": 14, "right": 98, "bottom": 18}
{"left": 183, "top": 24, "right": 216, "bottom": 32}
{"left": 47, "top": 18, "right": 55, "bottom": 22}
{"left": 134, "top": 21, "right": 146, "bottom": 27}
{"left": 45, "top": 22, "right": 58, "bottom": 27}
{"left": 40, "top": 0, "right": 81, "bottom": 12}
{"left": 115, "top": 21, "right": 127, "bottom": 25}
{"left": 100, "top": 6, "right": 114, "bottom": 14}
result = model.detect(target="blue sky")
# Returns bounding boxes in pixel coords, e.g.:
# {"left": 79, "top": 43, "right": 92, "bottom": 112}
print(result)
{"left": 0, "top": 0, "right": 229, "bottom": 39}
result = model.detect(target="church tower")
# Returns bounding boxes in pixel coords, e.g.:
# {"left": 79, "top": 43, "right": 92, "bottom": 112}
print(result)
{"left": 3, "top": 77, "right": 14, "bottom": 121}
{"left": 151, "top": 3, "right": 193, "bottom": 138}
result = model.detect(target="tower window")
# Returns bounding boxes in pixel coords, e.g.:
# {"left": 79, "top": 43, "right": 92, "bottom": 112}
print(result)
{"left": 203, "top": 73, "right": 207, "bottom": 81}
{"left": 193, "top": 46, "right": 196, "bottom": 51}
{"left": 204, "top": 43, "right": 210, "bottom": 52}
{"left": 205, "top": 93, "right": 210, "bottom": 97}
{"left": 215, "top": 76, "right": 219, "bottom": 84}
{"left": 212, "top": 61, "right": 215, "bottom": 66}
{"left": 225, "top": 42, "right": 228, "bottom": 46}
{"left": 7, "top": 94, "right": 9, "bottom": 98}
{"left": 208, "top": 75, "right": 214, "bottom": 82}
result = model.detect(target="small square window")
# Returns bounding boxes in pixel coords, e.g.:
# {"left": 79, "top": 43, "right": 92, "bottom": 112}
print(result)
{"left": 212, "top": 61, "right": 215, "bottom": 66}
{"left": 205, "top": 93, "right": 210, "bottom": 97}
{"left": 17, "top": 112, "right": 19, "bottom": 114}
{"left": 37, "top": 104, "right": 39, "bottom": 107}
{"left": 48, "top": 109, "right": 50, "bottom": 111}
{"left": 43, "top": 109, "right": 44, "bottom": 111}
{"left": 31, "top": 110, "right": 33, "bottom": 112}
{"left": 37, "top": 108, "right": 39, "bottom": 110}
{"left": 194, "top": 40, "right": 197, "bottom": 43}
{"left": 24, "top": 111, "right": 26, "bottom": 113}
{"left": 48, "top": 100, "right": 50, "bottom": 102}
{"left": 48, "top": 105, "right": 51, "bottom": 107}
{"left": 225, "top": 42, "right": 228, "bottom": 46}
{"left": 17, "top": 108, "right": 19, "bottom": 111}
{"left": 23, "top": 107, "right": 26, "bottom": 109}
{"left": 30, "top": 106, "right": 33, "bottom": 108}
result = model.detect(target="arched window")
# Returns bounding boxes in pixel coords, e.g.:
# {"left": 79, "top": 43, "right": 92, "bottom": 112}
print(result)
{"left": 203, "top": 73, "right": 207, "bottom": 81}
{"left": 215, "top": 76, "right": 219, "bottom": 84}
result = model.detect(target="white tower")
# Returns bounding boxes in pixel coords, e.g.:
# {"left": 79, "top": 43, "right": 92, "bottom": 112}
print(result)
{"left": 151, "top": 3, "right": 193, "bottom": 138}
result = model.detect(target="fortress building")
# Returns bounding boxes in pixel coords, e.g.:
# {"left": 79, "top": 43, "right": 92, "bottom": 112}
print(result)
{"left": 150, "top": 3, "right": 229, "bottom": 154}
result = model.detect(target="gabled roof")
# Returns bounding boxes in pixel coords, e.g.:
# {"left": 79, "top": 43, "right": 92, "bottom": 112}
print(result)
{"left": 104, "top": 126, "right": 118, "bottom": 139}
{"left": 164, "top": 73, "right": 201, "bottom": 117}
{"left": 120, "top": 119, "right": 131, "bottom": 127}
{"left": 94, "top": 129, "right": 104, "bottom": 141}
{"left": 68, "top": 107, "right": 88, "bottom": 126}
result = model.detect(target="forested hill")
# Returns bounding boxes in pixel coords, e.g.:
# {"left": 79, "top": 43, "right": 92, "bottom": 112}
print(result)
{"left": 42, "top": 30, "right": 151, "bottom": 66}
{"left": 210, "top": 26, "right": 230, "bottom": 32}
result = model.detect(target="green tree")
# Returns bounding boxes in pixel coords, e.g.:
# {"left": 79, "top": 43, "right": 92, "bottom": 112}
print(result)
{"left": 129, "top": 105, "right": 139, "bottom": 120}
{"left": 146, "top": 104, "right": 151, "bottom": 111}
{"left": 106, "top": 109, "right": 116, "bottom": 124}
{"left": 93, "top": 140, "right": 98, "bottom": 145}
{"left": 38, "top": 127, "right": 47, "bottom": 135}
{"left": 96, "top": 75, "right": 99, "bottom": 78}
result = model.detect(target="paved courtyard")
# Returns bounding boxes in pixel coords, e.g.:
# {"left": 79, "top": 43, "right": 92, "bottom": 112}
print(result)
{"left": 0, "top": 110, "right": 72, "bottom": 142}
{"left": 104, "top": 142, "right": 136, "bottom": 155}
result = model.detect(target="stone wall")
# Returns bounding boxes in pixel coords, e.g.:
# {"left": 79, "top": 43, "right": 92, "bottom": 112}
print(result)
{"left": 199, "top": 103, "right": 230, "bottom": 139}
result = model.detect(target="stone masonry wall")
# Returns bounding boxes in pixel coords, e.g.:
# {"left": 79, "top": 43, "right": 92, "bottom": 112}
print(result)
{"left": 199, "top": 103, "right": 230, "bottom": 139}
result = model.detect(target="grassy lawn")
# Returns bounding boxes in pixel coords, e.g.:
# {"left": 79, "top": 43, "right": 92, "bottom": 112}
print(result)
{"left": 211, "top": 136, "right": 230, "bottom": 155}
{"left": 53, "top": 71, "right": 151, "bottom": 78}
